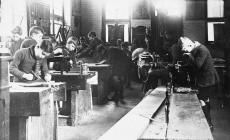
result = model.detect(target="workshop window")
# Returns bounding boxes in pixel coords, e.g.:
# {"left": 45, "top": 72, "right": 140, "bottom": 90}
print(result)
{"left": 207, "top": 22, "right": 225, "bottom": 42}
{"left": 105, "top": 0, "right": 130, "bottom": 44}
{"left": 207, "top": 0, "right": 224, "bottom": 18}
{"left": 207, "top": 0, "right": 224, "bottom": 43}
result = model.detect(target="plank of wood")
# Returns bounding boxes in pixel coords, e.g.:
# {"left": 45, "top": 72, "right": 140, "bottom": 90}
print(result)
{"left": 98, "top": 87, "right": 166, "bottom": 140}
{"left": 85, "top": 63, "right": 110, "bottom": 68}
{"left": 11, "top": 82, "right": 67, "bottom": 101}
{"left": 167, "top": 94, "right": 213, "bottom": 140}
{"left": 18, "top": 117, "right": 27, "bottom": 140}
{"left": 10, "top": 117, "right": 29, "bottom": 140}
{"left": 18, "top": 87, "right": 55, "bottom": 140}
{"left": 71, "top": 83, "right": 92, "bottom": 126}
{"left": 88, "top": 64, "right": 111, "bottom": 105}
{"left": 10, "top": 88, "right": 56, "bottom": 140}
{"left": 51, "top": 73, "right": 87, "bottom": 90}
{"left": 139, "top": 105, "right": 167, "bottom": 140}
{"left": 0, "top": 88, "right": 10, "bottom": 140}
{"left": 10, "top": 117, "right": 19, "bottom": 140}
{"left": 10, "top": 87, "right": 51, "bottom": 116}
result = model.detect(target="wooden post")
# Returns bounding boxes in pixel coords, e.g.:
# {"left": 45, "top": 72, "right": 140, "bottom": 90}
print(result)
{"left": 0, "top": 55, "right": 11, "bottom": 140}
{"left": 86, "top": 64, "right": 111, "bottom": 105}
{"left": 51, "top": 72, "right": 92, "bottom": 126}
{"left": 0, "top": 88, "right": 10, "bottom": 140}
{"left": 50, "top": 82, "right": 66, "bottom": 139}
{"left": 10, "top": 87, "right": 56, "bottom": 140}
{"left": 71, "top": 82, "right": 92, "bottom": 126}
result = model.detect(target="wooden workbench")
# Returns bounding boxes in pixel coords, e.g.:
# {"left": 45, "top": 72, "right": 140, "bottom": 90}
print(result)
{"left": 98, "top": 87, "right": 166, "bottom": 140}
{"left": 9, "top": 82, "right": 66, "bottom": 140}
{"left": 85, "top": 63, "right": 111, "bottom": 105}
{"left": 51, "top": 72, "right": 93, "bottom": 126}
{"left": 99, "top": 87, "right": 214, "bottom": 140}
{"left": 10, "top": 86, "right": 54, "bottom": 140}
{"left": 140, "top": 92, "right": 213, "bottom": 140}
{"left": 0, "top": 56, "right": 11, "bottom": 140}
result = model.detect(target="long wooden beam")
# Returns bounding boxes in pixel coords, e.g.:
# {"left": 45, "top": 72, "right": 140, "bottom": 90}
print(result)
{"left": 98, "top": 87, "right": 166, "bottom": 140}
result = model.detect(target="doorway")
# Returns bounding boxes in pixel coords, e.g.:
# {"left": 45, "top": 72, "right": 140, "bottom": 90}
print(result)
{"left": 106, "top": 23, "right": 129, "bottom": 45}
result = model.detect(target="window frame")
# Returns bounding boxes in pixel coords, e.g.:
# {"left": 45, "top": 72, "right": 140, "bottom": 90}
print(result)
{"left": 206, "top": 0, "right": 225, "bottom": 44}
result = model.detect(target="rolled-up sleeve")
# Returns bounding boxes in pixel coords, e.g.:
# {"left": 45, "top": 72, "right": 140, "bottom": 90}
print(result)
{"left": 9, "top": 51, "right": 25, "bottom": 79}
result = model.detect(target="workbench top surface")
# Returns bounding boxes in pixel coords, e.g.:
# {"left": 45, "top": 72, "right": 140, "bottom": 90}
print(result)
{"left": 140, "top": 92, "right": 213, "bottom": 140}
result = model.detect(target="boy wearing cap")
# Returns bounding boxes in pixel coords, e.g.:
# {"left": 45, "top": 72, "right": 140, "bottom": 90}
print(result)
{"left": 20, "top": 26, "right": 44, "bottom": 49}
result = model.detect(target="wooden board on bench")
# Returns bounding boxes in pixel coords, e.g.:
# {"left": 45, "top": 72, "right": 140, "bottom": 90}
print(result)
{"left": 98, "top": 87, "right": 166, "bottom": 140}
{"left": 167, "top": 94, "right": 213, "bottom": 140}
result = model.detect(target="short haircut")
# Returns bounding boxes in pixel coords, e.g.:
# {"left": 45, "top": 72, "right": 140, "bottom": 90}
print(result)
{"left": 88, "top": 31, "right": 96, "bottom": 38}
{"left": 29, "top": 26, "right": 44, "bottom": 37}
{"left": 40, "top": 39, "right": 52, "bottom": 53}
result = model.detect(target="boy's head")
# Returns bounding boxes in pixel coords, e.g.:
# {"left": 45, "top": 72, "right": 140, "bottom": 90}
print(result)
{"left": 178, "top": 37, "right": 195, "bottom": 53}
{"left": 87, "top": 31, "right": 96, "bottom": 40}
{"left": 66, "top": 36, "right": 79, "bottom": 51}
{"left": 29, "top": 26, "right": 44, "bottom": 45}
{"left": 11, "top": 26, "right": 23, "bottom": 41}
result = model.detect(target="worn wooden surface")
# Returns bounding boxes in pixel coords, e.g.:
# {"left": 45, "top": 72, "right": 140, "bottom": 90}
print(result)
{"left": 51, "top": 72, "right": 87, "bottom": 90}
{"left": 98, "top": 87, "right": 166, "bottom": 140}
{"left": 10, "top": 86, "right": 56, "bottom": 140}
{"left": 0, "top": 56, "right": 11, "bottom": 140}
{"left": 71, "top": 82, "right": 92, "bottom": 126}
{"left": 140, "top": 105, "right": 166, "bottom": 140}
{"left": 10, "top": 117, "right": 27, "bottom": 140}
{"left": 140, "top": 93, "right": 213, "bottom": 140}
{"left": 167, "top": 93, "right": 213, "bottom": 140}
{"left": 10, "top": 87, "right": 51, "bottom": 116}
{"left": 86, "top": 63, "right": 111, "bottom": 105}
{"left": 0, "top": 88, "right": 10, "bottom": 140}
{"left": 11, "top": 81, "right": 67, "bottom": 102}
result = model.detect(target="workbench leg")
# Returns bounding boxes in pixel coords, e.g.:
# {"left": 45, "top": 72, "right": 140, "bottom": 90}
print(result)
{"left": 71, "top": 83, "right": 93, "bottom": 126}
{"left": 0, "top": 88, "right": 10, "bottom": 140}
{"left": 71, "top": 90, "right": 79, "bottom": 126}
{"left": 54, "top": 101, "right": 58, "bottom": 140}
{"left": 10, "top": 117, "right": 28, "bottom": 140}
{"left": 97, "top": 71, "right": 109, "bottom": 105}
{"left": 28, "top": 94, "right": 56, "bottom": 140}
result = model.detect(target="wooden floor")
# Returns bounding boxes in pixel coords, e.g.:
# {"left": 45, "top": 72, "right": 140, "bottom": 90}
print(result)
{"left": 58, "top": 81, "right": 144, "bottom": 140}
{"left": 58, "top": 82, "right": 230, "bottom": 140}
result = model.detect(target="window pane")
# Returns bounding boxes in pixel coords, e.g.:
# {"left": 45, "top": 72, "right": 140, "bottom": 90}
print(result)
{"left": 207, "top": 0, "right": 224, "bottom": 18}
{"left": 105, "top": 23, "right": 129, "bottom": 42}
{"left": 53, "top": 0, "right": 63, "bottom": 16}
{"left": 207, "top": 22, "right": 224, "bottom": 41}
{"left": 124, "top": 24, "right": 129, "bottom": 42}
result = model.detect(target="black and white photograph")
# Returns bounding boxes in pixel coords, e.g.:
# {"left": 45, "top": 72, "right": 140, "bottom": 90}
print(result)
{"left": 0, "top": 0, "right": 230, "bottom": 140}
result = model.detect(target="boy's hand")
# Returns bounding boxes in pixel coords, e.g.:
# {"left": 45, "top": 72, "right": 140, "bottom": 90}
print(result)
{"left": 44, "top": 74, "right": 52, "bottom": 82}
{"left": 22, "top": 73, "right": 34, "bottom": 80}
